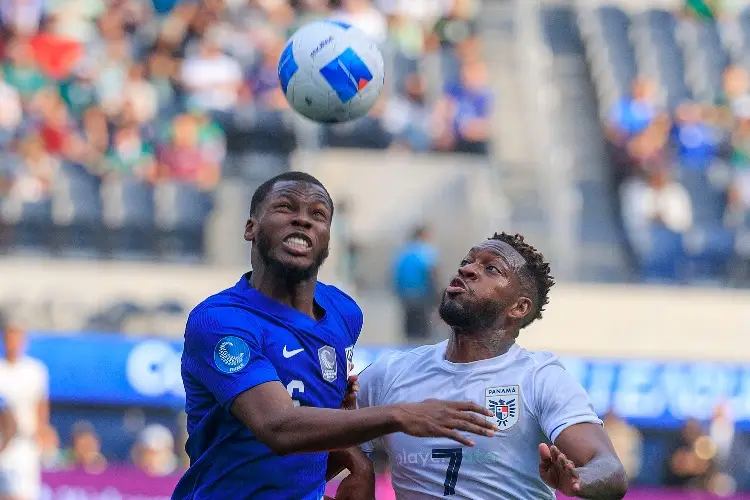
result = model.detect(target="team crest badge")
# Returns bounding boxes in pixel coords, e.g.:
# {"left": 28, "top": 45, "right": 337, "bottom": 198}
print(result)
{"left": 318, "top": 345, "right": 337, "bottom": 382}
{"left": 345, "top": 346, "right": 355, "bottom": 377}
{"left": 485, "top": 385, "right": 520, "bottom": 430}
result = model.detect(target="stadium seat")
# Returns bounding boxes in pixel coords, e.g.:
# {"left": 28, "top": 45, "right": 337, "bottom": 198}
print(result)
{"left": 52, "top": 163, "right": 103, "bottom": 258}
{"left": 637, "top": 9, "right": 692, "bottom": 109}
{"left": 154, "top": 182, "right": 214, "bottom": 262}
{"left": 0, "top": 194, "right": 53, "bottom": 254}
{"left": 101, "top": 178, "right": 157, "bottom": 260}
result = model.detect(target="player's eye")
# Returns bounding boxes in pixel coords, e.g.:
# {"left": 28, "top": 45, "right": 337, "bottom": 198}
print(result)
{"left": 487, "top": 265, "right": 500, "bottom": 274}
{"left": 312, "top": 209, "right": 328, "bottom": 219}
{"left": 277, "top": 202, "right": 293, "bottom": 210}
{"left": 459, "top": 259, "right": 470, "bottom": 267}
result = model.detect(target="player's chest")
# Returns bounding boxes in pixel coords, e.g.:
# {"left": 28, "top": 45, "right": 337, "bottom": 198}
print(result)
{"left": 262, "top": 327, "right": 354, "bottom": 406}
{"left": 389, "top": 372, "right": 531, "bottom": 432}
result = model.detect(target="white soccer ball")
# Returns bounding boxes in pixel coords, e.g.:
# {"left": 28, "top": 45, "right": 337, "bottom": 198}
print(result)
{"left": 278, "top": 20, "right": 385, "bottom": 124}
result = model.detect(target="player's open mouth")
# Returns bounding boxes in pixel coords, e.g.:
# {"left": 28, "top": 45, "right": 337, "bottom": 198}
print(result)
{"left": 446, "top": 277, "right": 467, "bottom": 294}
{"left": 282, "top": 234, "right": 313, "bottom": 254}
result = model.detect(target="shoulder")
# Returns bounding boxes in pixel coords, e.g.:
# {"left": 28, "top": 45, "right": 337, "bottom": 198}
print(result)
{"left": 318, "top": 282, "right": 364, "bottom": 337}
{"left": 360, "top": 343, "right": 441, "bottom": 385}
{"left": 184, "top": 289, "right": 264, "bottom": 345}
{"left": 23, "top": 357, "right": 49, "bottom": 377}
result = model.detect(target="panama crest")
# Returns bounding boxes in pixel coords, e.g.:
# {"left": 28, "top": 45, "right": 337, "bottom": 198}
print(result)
{"left": 485, "top": 385, "right": 520, "bottom": 430}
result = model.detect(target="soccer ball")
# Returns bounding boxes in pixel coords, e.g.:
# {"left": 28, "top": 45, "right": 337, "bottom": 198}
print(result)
{"left": 278, "top": 20, "right": 385, "bottom": 124}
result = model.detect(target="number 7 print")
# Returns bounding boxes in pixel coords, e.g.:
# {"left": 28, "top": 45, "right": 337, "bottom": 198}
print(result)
{"left": 432, "top": 448, "right": 463, "bottom": 496}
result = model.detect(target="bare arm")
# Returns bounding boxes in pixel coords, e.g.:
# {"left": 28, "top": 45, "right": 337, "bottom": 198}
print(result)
{"left": 230, "top": 381, "right": 496, "bottom": 456}
{"left": 0, "top": 409, "right": 16, "bottom": 454}
{"left": 540, "top": 423, "right": 628, "bottom": 500}
{"left": 326, "top": 447, "right": 373, "bottom": 481}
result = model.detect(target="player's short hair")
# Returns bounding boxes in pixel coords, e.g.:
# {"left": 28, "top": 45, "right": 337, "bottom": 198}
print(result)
{"left": 250, "top": 171, "right": 334, "bottom": 216}
{"left": 489, "top": 232, "right": 554, "bottom": 329}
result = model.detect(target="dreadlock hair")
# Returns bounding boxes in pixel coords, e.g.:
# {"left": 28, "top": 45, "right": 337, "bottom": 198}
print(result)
{"left": 489, "top": 232, "right": 555, "bottom": 329}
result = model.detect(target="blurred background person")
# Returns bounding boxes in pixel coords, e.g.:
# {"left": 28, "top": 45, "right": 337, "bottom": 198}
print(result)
{"left": 392, "top": 226, "right": 439, "bottom": 343}
{"left": 65, "top": 421, "right": 107, "bottom": 474}
{"left": 131, "top": 424, "right": 178, "bottom": 477}
{"left": 0, "top": 318, "right": 49, "bottom": 500}
{"left": 603, "top": 412, "right": 643, "bottom": 481}
{"left": 0, "top": 395, "right": 17, "bottom": 500}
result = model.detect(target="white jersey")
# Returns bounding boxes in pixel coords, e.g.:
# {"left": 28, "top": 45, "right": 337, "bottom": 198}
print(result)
{"left": 356, "top": 341, "right": 602, "bottom": 500}
{"left": 0, "top": 356, "right": 48, "bottom": 500}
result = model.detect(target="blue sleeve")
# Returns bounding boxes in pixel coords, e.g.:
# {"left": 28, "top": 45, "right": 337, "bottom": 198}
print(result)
{"left": 182, "top": 305, "right": 280, "bottom": 411}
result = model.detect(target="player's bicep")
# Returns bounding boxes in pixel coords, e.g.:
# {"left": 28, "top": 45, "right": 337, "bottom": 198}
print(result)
{"left": 554, "top": 422, "right": 618, "bottom": 467}
{"left": 183, "top": 308, "right": 280, "bottom": 409}
{"left": 229, "top": 380, "right": 295, "bottom": 436}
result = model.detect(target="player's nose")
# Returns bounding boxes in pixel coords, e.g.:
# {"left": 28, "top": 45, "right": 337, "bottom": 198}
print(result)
{"left": 458, "top": 263, "right": 477, "bottom": 280}
{"left": 291, "top": 212, "right": 313, "bottom": 229}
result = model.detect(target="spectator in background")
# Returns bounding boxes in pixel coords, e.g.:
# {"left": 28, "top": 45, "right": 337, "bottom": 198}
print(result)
{"left": 3, "top": 38, "right": 49, "bottom": 102}
{"left": 383, "top": 72, "right": 432, "bottom": 152}
{"left": 428, "top": 0, "right": 479, "bottom": 85}
{"left": 4, "top": 135, "right": 60, "bottom": 205}
{"left": 122, "top": 62, "right": 158, "bottom": 125}
{"left": 0, "top": 318, "right": 49, "bottom": 500}
{"left": 718, "top": 65, "right": 750, "bottom": 125}
{"left": 606, "top": 77, "right": 658, "bottom": 152}
{"left": 0, "top": 395, "right": 17, "bottom": 500}
{"left": 433, "top": 59, "right": 492, "bottom": 155}
{"left": 59, "top": 63, "right": 99, "bottom": 118}
{"left": 0, "top": 68, "right": 23, "bottom": 148}
{"left": 0, "top": 0, "right": 45, "bottom": 35}
{"left": 620, "top": 169, "right": 692, "bottom": 280}
{"left": 131, "top": 424, "right": 178, "bottom": 477}
{"left": 727, "top": 117, "right": 750, "bottom": 224}
{"left": 672, "top": 101, "right": 722, "bottom": 172}
{"left": 38, "top": 424, "right": 66, "bottom": 472}
{"left": 243, "top": 34, "right": 289, "bottom": 110}
{"left": 103, "top": 122, "right": 156, "bottom": 181}
{"left": 334, "top": 0, "right": 388, "bottom": 44}
{"left": 157, "top": 113, "right": 222, "bottom": 190}
{"left": 392, "top": 226, "right": 439, "bottom": 342}
{"left": 665, "top": 418, "right": 715, "bottom": 489}
{"left": 603, "top": 412, "right": 643, "bottom": 481}
{"left": 66, "top": 421, "right": 107, "bottom": 474}
{"left": 180, "top": 32, "right": 243, "bottom": 116}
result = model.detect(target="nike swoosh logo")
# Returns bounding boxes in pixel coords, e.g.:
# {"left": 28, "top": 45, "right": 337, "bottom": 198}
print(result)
{"left": 283, "top": 346, "right": 305, "bottom": 358}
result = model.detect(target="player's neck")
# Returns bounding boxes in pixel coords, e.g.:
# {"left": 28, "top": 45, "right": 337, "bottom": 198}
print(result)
{"left": 249, "top": 269, "right": 319, "bottom": 319}
{"left": 445, "top": 330, "right": 516, "bottom": 363}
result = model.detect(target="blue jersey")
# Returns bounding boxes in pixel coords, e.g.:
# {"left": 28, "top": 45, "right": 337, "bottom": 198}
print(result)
{"left": 173, "top": 274, "right": 363, "bottom": 500}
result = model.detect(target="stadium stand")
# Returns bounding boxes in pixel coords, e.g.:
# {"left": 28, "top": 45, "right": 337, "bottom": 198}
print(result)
{"left": 0, "top": 0, "right": 490, "bottom": 262}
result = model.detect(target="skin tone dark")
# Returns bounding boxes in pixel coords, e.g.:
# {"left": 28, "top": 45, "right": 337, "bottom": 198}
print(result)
{"left": 230, "top": 180, "right": 498, "bottom": 500}
{"left": 435, "top": 239, "right": 628, "bottom": 500}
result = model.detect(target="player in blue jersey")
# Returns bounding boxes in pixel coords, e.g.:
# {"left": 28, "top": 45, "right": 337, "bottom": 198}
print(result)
{"left": 173, "top": 172, "right": 498, "bottom": 500}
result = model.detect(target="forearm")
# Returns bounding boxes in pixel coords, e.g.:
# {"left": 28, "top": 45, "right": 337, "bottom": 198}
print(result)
{"left": 254, "top": 406, "right": 400, "bottom": 456}
{"left": 326, "top": 447, "right": 373, "bottom": 481}
{"left": 575, "top": 455, "right": 628, "bottom": 500}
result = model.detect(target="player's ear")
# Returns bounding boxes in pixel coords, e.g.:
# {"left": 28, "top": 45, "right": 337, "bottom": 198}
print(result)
{"left": 508, "top": 297, "right": 532, "bottom": 322}
{"left": 244, "top": 218, "right": 256, "bottom": 242}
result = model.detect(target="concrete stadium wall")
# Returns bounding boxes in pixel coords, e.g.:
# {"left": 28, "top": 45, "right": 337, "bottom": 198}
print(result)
{"left": 1, "top": 256, "right": 749, "bottom": 361}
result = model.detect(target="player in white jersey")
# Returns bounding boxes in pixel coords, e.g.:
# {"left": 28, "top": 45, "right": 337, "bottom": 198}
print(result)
{"left": 0, "top": 320, "right": 49, "bottom": 500}
{"left": 357, "top": 233, "right": 628, "bottom": 500}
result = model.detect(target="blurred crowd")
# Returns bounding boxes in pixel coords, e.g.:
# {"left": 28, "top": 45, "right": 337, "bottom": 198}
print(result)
{"left": 607, "top": 70, "right": 750, "bottom": 285}
{"left": 0, "top": 0, "right": 491, "bottom": 260}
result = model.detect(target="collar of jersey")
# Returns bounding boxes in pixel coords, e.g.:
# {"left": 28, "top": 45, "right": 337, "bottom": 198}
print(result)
{"left": 435, "top": 340, "right": 522, "bottom": 372}
{"left": 236, "top": 273, "right": 328, "bottom": 325}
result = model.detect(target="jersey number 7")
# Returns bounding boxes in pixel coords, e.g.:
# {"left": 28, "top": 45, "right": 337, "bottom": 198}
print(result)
{"left": 432, "top": 448, "right": 463, "bottom": 496}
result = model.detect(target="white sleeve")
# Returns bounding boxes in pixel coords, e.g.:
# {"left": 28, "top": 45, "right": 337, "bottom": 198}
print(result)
{"left": 532, "top": 360, "right": 602, "bottom": 443}
{"left": 355, "top": 353, "right": 392, "bottom": 455}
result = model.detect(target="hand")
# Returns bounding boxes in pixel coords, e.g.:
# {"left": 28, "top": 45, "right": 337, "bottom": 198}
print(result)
{"left": 332, "top": 468, "right": 375, "bottom": 500}
{"left": 341, "top": 375, "right": 359, "bottom": 410}
{"left": 394, "top": 399, "right": 497, "bottom": 447}
{"left": 538, "top": 443, "right": 582, "bottom": 496}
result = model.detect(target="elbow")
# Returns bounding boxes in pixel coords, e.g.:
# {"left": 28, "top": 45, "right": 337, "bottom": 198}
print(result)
{"left": 612, "top": 466, "right": 629, "bottom": 499}
{"left": 255, "top": 426, "right": 295, "bottom": 456}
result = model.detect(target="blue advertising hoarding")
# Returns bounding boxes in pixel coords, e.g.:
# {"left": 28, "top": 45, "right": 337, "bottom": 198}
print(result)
{"left": 24, "top": 333, "right": 750, "bottom": 429}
